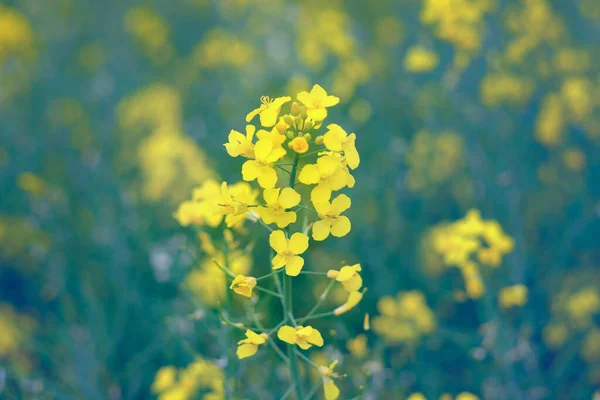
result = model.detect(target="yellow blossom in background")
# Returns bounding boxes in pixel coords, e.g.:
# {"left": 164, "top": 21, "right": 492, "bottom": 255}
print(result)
{"left": 346, "top": 334, "right": 368, "bottom": 358}
{"left": 151, "top": 366, "right": 177, "bottom": 394}
{"left": 246, "top": 96, "right": 291, "bottom": 127}
{"left": 297, "top": 84, "right": 340, "bottom": 122}
{"left": 230, "top": 275, "right": 257, "bottom": 298}
{"left": 225, "top": 125, "right": 256, "bottom": 158}
{"left": 236, "top": 329, "right": 268, "bottom": 359}
{"left": 256, "top": 187, "right": 301, "bottom": 228}
{"left": 17, "top": 172, "right": 46, "bottom": 197}
{"left": 277, "top": 325, "right": 324, "bottom": 350}
{"left": 456, "top": 392, "right": 480, "bottom": 400}
{"left": 299, "top": 155, "right": 352, "bottom": 202}
{"left": 404, "top": 45, "right": 439, "bottom": 73}
{"left": 242, "top": 139, "right": 287, "bottom": 188}
{"left": 323, "top": 124, "right": 360, "bottom": 169}
{"left": 124, "top": 6, "right": 173, "bottom": 64}
{"left": 372, "top": 291, "right": 435, "bottom": 343}
{"left": 499, "top": 284, "right": 528, "bottom": 309}
{"left": 312, "top": 194, "right": 352, "bottom": 241}
{"left": 270, "top": 230, "right": 309, "bottom": 276}
{"left": 151, "top": 358, "right": 224, "bottom": 400}
{"left": 318, "top": 360, "right": 340, "bottom": 400}
{"left": 327, "top": 264, "right": 362, "bottom": 292}
{"left": 407, "top": 394, "right": 427, "bottom": 400}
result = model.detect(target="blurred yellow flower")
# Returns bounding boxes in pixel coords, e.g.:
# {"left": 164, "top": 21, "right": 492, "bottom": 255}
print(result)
{"left": 256, "top": 187, "right": 301, "bottom": 228}
{"left": 499, "top": 284, "right": 528, "bottom": 309}
{"left": 269, "top": 230, "right": 309, "bottom": 276}
{"left": 404, "top": 45, "right": 439, "bottom": 73}
{"left": 277, "top": 325, "right": 324, "bottom": 350}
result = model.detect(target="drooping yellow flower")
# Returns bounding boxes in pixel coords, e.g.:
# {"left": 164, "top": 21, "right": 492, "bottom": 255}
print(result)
{"left": 224, "top": 125, "right": 255, "bottom": 158}
{"left": 334, "top": 290, "right": 364, "bottom": 315}
{"left": 242, "top": 139, "right": 286, "bottom": 188}
{"left": 318, "top": 360, "right": 340, "bottom": 400}
{"left": 297, "top": 84, "right": 339, "bottom": 121}
{"left": 327, "top": 264, "right": 362, "bottom": 292}
{"left": 229, "top": 275, "right": 257, "bottom": 298}
{"left": 299, "top": 155, "right": 351, "bottom": 202}
{"left": 277, "top": 325, "right": 324, "bottom": 350}
{"left": 499, "top": 284, "right": 528, "bottom": 309}
{"left": 269, "top": 230, "right": 309, "bottom": 276}
{"left": 323, "top": 124, "right": 360, "bottom": 169}
{"left": 246, "top": 96, "right": 292, "bottom": 127}
{"left": 312, "top": 194, "right": 352, "bottom": 241}
{"left": 290, "top": 136, "right": 309, "bottom": 154}
{"left": 256, "top": 187, "right": 301, "bottom": 228}
{"left": 236, "top": 329, "right": 268, "bottom": 359}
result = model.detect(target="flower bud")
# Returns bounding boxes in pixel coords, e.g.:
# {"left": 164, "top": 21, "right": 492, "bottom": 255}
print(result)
{"left": 304, "top": 119, "right": 314, "bottom": 131}
{"left": 303, "top": 133, "right": 312, "bottom": 141}
{"left": 327, "top": 270, "right": 339, "bottom": 279}
{"left": 286, "top": 131, "right": 295, "bottom": 139}
{"left": 291, "top": 102, "right": 300, "bottom": 116}
{"left": 276, "top": 122, "right": 287, "bottom": 134}
{"left": 294, "top": 115, "right": 303, "bottom": 126}
{"left": 315, "top": 135, "right": 324, "bottom": 145}
{"left": 290, "top": 137, "right": 309, "bottom": 154}
{"left": 284, "top": 115, "right": 294, "bottom": 125}
{"left": 300, "top": 106, "right": 308, "bottom": 119}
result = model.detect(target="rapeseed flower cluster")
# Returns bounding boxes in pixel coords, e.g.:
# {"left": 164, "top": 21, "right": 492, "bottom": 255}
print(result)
{"left": 168, "top": 84, "right": 363, "bottom": 399}
{"left": 151, "top": 358, "right": 224, "bottom": 400}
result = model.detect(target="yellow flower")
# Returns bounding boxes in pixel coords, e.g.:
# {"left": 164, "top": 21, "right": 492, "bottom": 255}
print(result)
{"left": 327, "top": 264, "right": 362, "bottom": 292}
{"left": 241, "top": 139, "right": 286, "bottom": 188}
{"left": 323, "top": 124, "right": 360, "bottom": 169}
{"left": 499, "top": 284, "right": 528, "bottom": 309}
{"left": 299, "top": 155, "right": 351, "bottom": 202}
{"left": 318, "top": 360, "right": 340, "bottom": 400}
{"left": 297, "top": 84, "right": 339, "bottom": 121}
{"left": 224, "top": 125, "right": 255, "bottom": 158}
{"left": 174, "top": 180, "right": 223, "bottom": 228}
{"left": 269, "top": 230, "right": 309, "bottom": 276}
{"left": 403, "top": 45, "right": 439, "bottom": 73}
{"left": 256, "top": 187, "right": 301, "bottom": 228}
{"left": 290, "top": 137, "right": 309, "bottom": 154}
{"left": 151, "top": 366, "right": 177, "bottom": 393}
{"left": 236, "top": 329, "right": 268, "bottom": 359}
{"left": 456, "top": 393, "right": 480, "bottom": 400}
{"left": 257, "top": 125, "right": 286, "bottom": 148}
{"left": 347, "top": 334, "right": 367, "bottom": 358}
{"left": 229, "top": 275, "right": 257, "bottom": 298}
{"left": 246, "top": 96, "right": 292, "bottom": 127}
{"left": 224, "top": 181, "right": 258, "bottom": 228}
{"left": 407, "top": 394, "right": 427, "bottom": 400}
{"left": 334, "top": 290, "right": 364, "bottom": 315}
{"left": 312, "top": 194, "right": 352, "bottom": 241}
{"left": 277, "top": 325, "right": 324, "bottom": 350}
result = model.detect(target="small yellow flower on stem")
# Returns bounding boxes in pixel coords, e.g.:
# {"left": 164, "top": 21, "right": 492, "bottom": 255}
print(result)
{"left": 236, "top": 329, "right": 268, "bottom": 359}
{"left": 312, "top": 194, "right": 352, "bottom": 241}
{"left": 256, "top": 187, "right": 301, "bottom": 228}
{"left": 224, "top": 125, "right": 255, "bottom": 158}
{"left": 277, "top": 325, "right": 324, "bottom": 350}
{"left": 318, "top": 360, "right": 340, "bottom": 400}
{"left": 298, "top": 155, "right": 351, "bottom": 202}
{"left": 289, "top": 136, "right": 309, "bottom": 154}
{"left": 229, "top": 275, "right": 257, "bottom": 298}
{"left": 327, "top": 264, "right": 362, "bottom": 292}
{"left": 323, "top": 124, "right": 360, "bottom": 170}
{"left": 269, "top": 230, "right": 309, "bottom": 276}
{"left": 297, "top": 84, "right": 340, "bottom": 121}
{"left": 241, "top": 139, "right": 287, "bottom": 188}
{"left": 246, "top": 96, "right": 292, "bottom": 127}
{"left": 334, "top": 290, "right": 364, "bottom": 316}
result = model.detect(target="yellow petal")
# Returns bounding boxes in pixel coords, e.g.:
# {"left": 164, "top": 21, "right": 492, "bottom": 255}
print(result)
{"left": 312, "top": 220, "right": 331, "bottom": 241}
{"left": 278, "top": 187, "right": 301, "bottom": 209}
{"left": 329, "top": 169, "right": 350, "bottom": 191}
{"left": 272, "top": 254, "right": 287, "bottom": 270}
{"left": 323, "top": 94, "right": 340, "bottom": 107}
{"left": 245, "top": 329, "right": 267, "bottom": 344}
{"left": 254, "top": 139, "right": 274, "bottom": 161}
{"left": 311, "top": 184, "right": 332, "bottom": 203}
{"left": 245, "top": 107, "right": 261, "bottom": 123}
{"left": 266, "top": 147, "right": 287, "bottom": 163}
{"left": 341, "top": 274, "right": 362, "bottom": 292}
{"left": 277, "top": 325, "right": 297, "bottom": 344}
{"left": 324, "top": 380, "right": 340, "bottom": 400}
{"left": 269, "top": 230, "right": 288, "bottom": 253}
{"left": 296, "top": 337, "right": 312, "bottom": 350}
{"left": 323, "top": 124, "right": 346, "bottom": 152}
{"left": 307, "top": 107, "right": 327, "bottom": 121}
{"left": 330, "top": 194, "right": 351, "bottom": 215}
{"left": 233, "top": 286, "right": 252, "bottom": 298}
{"left": 297, "top": 91, "right": 313, "bottom": 107}
{"left": 256, "top": 166, "right": 278, "bottom": 188}
{"left": 256, "top": 206, "right": 277, "bottom": 224}
{"left": 330, "top": 216, "right": 351, "bottom": 237}
{"left": 263, "top": 188, "right": 280, "bottom": 206}
{"left": 308, "top": 328, "right": 324, "bottom": 347}
{"left": 260, "top": 106, "right": 280, "bottom": 127}
{"left": 298, "top": 164, "right": 321, "bottom": 184}
{"left": 313, "top": 200, "right": 331, "bottom": 216}
{"left": 241, "top": 160, "right": 260, "bottom": 182}
{"left": 275, "top": 211, "right": 297, "bottom": 228}
{"left": 336, "top": 266, "right": 357, "bottom": 282}
{"left": 317, "top": 155, "right": 342, "bottom": 176}
{"left": 288, "top": 232, "right": 309, "bottom": 254}
{"left": 236, "top": 343, "right": 258, "bottom": 359}
{"left": 285, "top": 255, "right": 304, "bottom": 276}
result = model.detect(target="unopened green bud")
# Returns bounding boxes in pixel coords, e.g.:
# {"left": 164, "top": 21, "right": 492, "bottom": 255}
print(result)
{"left": 276, "top": 121, "right": 287, "bottom": 134}
{"left": 303, "top": 133, "right": 312, "bottom": 141}
{"left": 315, "top": 135, "right": 324, "bottom": 145}
{"left": 286, "top": 131, "right": 295, "bottom": 139}
{"left": 294, "top": 115, "right": 303, "bottom": 126}
{"left": 284, "top": 115, "right": 294, "bottom": 125}
{"left": 300, "top": 106, "right": 308, "bottom": 119}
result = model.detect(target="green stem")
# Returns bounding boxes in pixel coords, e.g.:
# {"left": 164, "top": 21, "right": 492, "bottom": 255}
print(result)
{"left": 284, "top": 273, "right": 304, "bottom": 399}
{"left": 298, "top": 280, "right": 335, "bottom": 323}
{"left": 256, "top": 270, "right": 282, "bottom": 281}
{"left": 223, "top": 236, "right": 234, "bottom": 399}
{"left": 253, "top": 285, "right": 283, "bottom": 298}
{"left": 297, "top": 311, "right": 336, "bottom": 323}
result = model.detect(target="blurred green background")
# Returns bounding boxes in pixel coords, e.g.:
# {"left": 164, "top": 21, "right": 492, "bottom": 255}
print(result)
{"left": 1, "top": 0, "right": 599, "bottom": 398}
